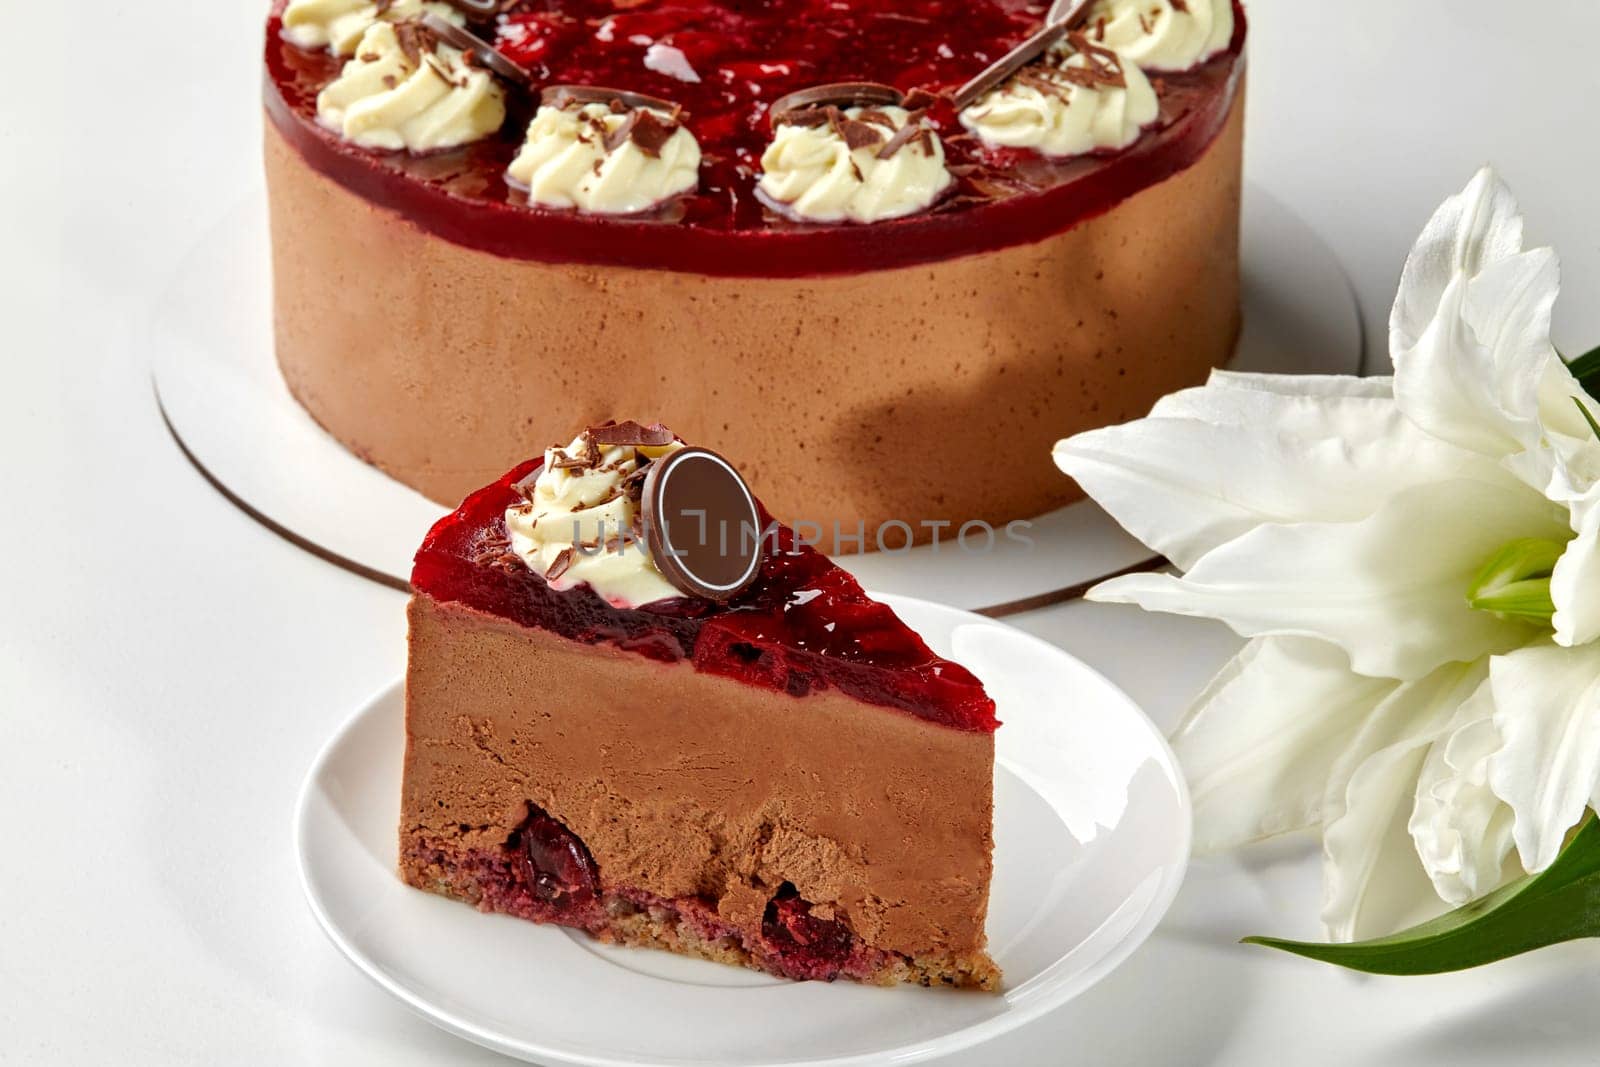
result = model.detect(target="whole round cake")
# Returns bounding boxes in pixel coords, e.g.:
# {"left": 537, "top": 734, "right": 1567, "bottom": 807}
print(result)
{"left": 264, "top": 0, "right": 1246, "bottom": 547}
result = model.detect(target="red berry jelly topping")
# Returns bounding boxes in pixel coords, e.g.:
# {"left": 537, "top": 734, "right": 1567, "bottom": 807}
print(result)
{"left": 411, "top": 459, "right": 1000, "bottom": 732}
{"left": 263, "top": 0, "right": 1246, "bottom": 276}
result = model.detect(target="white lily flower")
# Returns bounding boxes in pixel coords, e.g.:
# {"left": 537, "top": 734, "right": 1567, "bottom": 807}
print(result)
{"left": 1321, "top": 659, "right": 1486, "bottom": 939}
{"left": 1054, "top": 168, "right": 1600, "bottom": 938}
{"left": 1487, "top": 639, "right": 1600, "bottom": 872}
{"left": 1407, "top": 683, "right": 1515, "bottom": 907}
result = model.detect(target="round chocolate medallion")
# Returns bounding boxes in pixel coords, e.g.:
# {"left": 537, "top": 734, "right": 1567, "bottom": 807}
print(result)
{"left": 542, "top": 84, "right": 685, "bottom": 115}
{"left": 420, "top": 13, "right": 532, "bottom": 86}
{"left": 951, "top": 18, "right": 1075, "bottom": 110}
{"left": 768, "top": 81, "right": 905, "bottom": 125}
{"left": 642, "top": 448, "right": 763, "bottom": 601}
{"left": 441, "top": 0, "right": 501, "bottom": 18}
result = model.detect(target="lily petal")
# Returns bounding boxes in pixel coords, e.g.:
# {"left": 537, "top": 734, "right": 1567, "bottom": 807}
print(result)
{"left": 1409, "top": 683, "right": 1517, "bottom": 906}
{"left": 1487, "top": 639, "right": 1600, "bottom": 873}
{"left": 1171, "top": 636, "right": 1396, "bottom": 852}
{"left": 1535, "top": 359, "right": 1598, "bottom": 443}
{"left": 1552, "top": 507, "right": 1600, "bottom": 647}
{"left": 1502, "top": 360, "right": 1600, "bottom": 507}
{"left": 1391, "top": 168, "right": 1563, "bottom": 461}
{"left": 1390, "top": 166, "right": 1524, "bottom": 359}
{"left": 1322, "top": 661, "right": 1486, "bottom": 940}
{"left": 1532, "top": 431, "right": 1600, "bottom": 517}
{"left": 1091, "top": 480, "right": 1567, "bottom": 681}
{"left": 1458, "top": 248, "right": 1562, "bottom": 437}
{"left": 1055, "top": 386, "right": 1509, "bottom": 572}
{"left": 1328, "top": 795, "right": 1447, "bottom": 944}
{"left": 1394, "top": 274, "right": 1527, "bottom": 459}
{"left": 1155, "top": 370, "right": 1396, "bottom": 414}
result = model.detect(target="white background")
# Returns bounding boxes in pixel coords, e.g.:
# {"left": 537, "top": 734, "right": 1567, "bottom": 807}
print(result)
{"left": 6, "top": 1, "right": 1600, "bottom": 1063}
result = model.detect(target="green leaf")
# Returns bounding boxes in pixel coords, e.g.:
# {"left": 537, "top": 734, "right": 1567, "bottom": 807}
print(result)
{"left": 1569, "top": 343, "right": 1600, "bottom": 400}
{"left": 1244, "top": 814, "right": 1600, "bottom": 974}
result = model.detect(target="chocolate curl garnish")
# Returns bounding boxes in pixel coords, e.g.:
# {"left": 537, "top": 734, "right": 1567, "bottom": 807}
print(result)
{"left": 549, "top": 435, "right": 602, "bottom": 470}
{"left": 951, "top": 0, "right": 1099, "bottom": 111}
{"left": 766, "top": 87, "right": 935, "bottom": 162}
{"left": 767, "top": 82, "right": 904, "bottom": 128}
{"left": 392, "top": 20, "right": 441, "bottom": 68}
{"left": 545, "top": 547, "right": 576, "bottom": 582}
{"left": 419, "top": 12, "right": 531, "bottom": 86}
{"left": 542, "top": 84, "right": 685, "bottom": 119}
{"left": 603, "top": 110, "right": 681, "bottom": 158}
{"left": 839, "top": 118, "right": 886, "bottom": 151}
{"left": 874, "top": 117, "right": 936, "bottom": 161}
{"left": 587, "top": 420, "right": 676, "bottom": 448}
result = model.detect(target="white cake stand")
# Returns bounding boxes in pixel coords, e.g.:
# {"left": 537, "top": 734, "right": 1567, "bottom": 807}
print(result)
{"left": 149, "top": 182, "right": 1364, "bottom": 614}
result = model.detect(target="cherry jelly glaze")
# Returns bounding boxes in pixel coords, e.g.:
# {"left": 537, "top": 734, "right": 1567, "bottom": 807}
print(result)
{"left": 263, "top": 0, "right": 1246, "bottom": 277}
{"left": 412, "top": 460, "right": 1000, "bottom": 732}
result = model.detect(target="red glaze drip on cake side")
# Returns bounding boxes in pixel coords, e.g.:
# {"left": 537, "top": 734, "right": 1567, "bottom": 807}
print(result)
{"left": 263, "top": 0, "right": 1246, "bottom": 277}
{"left": 411, "top": 459, "right": 1000, "bottom": 732}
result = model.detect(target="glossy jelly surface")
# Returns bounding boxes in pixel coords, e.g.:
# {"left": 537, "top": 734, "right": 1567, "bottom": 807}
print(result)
{"left": 412, "top": 460, "right": 1000, "bottom": 732}
{"left": 264, "top": 0, "right": 1245, "bottom": 275}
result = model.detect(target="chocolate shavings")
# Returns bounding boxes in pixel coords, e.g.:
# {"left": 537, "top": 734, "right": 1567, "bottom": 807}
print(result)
{"left": 392, "top": 20, "right": 444, "bottom": 68}
{"left": 839, "top": 118, "right": 887, "bottom": 152}
{"left": 875, "top": 111, "right": 933, "bottom": 160}
{"left": 1057, "top": 32, "right": 1128, "bottom": 89}
{"left": 545, "top": 547, "right": 576, "bottom": 582}
{"left": 549, "top": 435, "right": 603, "bottom": 470}
{"left": 603, "top": 109, "right": 680, "bottom": 158}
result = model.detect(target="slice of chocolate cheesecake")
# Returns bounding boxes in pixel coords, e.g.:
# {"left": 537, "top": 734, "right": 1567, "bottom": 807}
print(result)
{"left": 400, "top": 421, "right": 1001, "bottom": 989}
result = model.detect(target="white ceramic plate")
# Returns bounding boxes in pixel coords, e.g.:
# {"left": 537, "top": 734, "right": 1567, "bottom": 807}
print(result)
{"left": 152, "top": 183, "right": 1362, "bottom": 614}
{"left": 294, "top": 594, "right": 1191, "bottom": 1067}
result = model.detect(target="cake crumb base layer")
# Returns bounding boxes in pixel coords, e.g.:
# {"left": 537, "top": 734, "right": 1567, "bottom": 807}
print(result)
{"left": 401, "top": 833, "right": 1001, "bottom": 991}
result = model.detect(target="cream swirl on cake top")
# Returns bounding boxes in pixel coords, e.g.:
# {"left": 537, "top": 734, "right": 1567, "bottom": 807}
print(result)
{"left": 282, "top": 0, "right": 461, "bottom": 56}
{"left": 316, "top": 20, "right": 506, "bottom": 152}
{"left": 757, "top": 106, "right": 952, "bottom": 224}
{"left": 1085, "top": 0, "right": 1234, "bottom": 72}
{"left": 505, "top": 428, "right": 686, "bottom": 607}
{"left": 959, "top": 35, "right": 1158, "bottom": 159}
{"left": 507, "top": 101, "right": 703, "bottom": 215}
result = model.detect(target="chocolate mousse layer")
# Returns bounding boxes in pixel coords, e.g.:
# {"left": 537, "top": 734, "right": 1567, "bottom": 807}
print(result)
{"left": 267, "top": 92, "right": 1242, "bottom": 533}
{"left": 401, "top": 595, "right": 999, "bottom": 986}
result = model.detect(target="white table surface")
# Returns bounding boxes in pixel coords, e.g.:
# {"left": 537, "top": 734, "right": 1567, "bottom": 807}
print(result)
{"left": 7, "top": 2, "right": 1600, "bottom": 1063}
